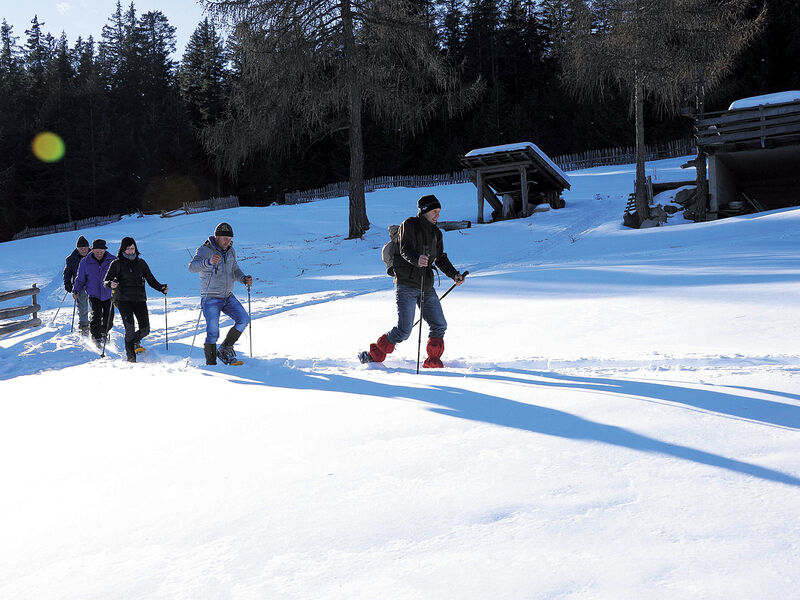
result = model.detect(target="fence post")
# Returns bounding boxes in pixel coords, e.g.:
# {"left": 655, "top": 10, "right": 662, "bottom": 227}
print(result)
{"left": 31, "top": 284, "right": 38, "bottom": 321}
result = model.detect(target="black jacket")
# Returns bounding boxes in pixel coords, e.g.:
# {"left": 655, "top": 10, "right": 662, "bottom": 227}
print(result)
{"left": 63, "top": 248, "right": 84, "bottom": 291}
{"left": 103, "top": 255, "right": 164, "bottom": 302}
{"left": 394, "top": 215, "right": 458, "bottom": 291}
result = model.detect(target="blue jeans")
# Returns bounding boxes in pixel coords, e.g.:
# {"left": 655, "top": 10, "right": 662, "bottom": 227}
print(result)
{"left": 76, "top": 289, "right": 89, "bottom": 328}
{"left": 202, "top": 294, "right": 249, "bottom": 344}
{"left": 387, "top": 284, "right": 447, "bottom": 344}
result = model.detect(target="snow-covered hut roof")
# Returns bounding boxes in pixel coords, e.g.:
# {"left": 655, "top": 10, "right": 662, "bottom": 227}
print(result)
{"left": 729, "top": 91, "right": 800, "bottom": 111}
{"left": 464, "top": 142, "right": 570, "bottom": 187}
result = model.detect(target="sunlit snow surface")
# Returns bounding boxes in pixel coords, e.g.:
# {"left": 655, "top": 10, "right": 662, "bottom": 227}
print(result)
{"left": 2, "top": 157, "right": 799, "bottom": 599}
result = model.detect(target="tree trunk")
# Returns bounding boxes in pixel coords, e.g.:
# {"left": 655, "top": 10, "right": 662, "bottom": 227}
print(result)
{"left": 694, "top": 79, "right": 708, "bottom": 221}
{"left": 342, "top": 0, "right": 369, "bottom": 239}
{"left": 633, "top": 71, "right": 649, "bottom": 225}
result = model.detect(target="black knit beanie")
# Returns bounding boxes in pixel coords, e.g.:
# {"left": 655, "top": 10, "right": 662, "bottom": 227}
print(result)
{"left": 76, "top": 235, "right": 89, "bottom": 248}
{"left": 418, "top": 195, "right": 441, "bottom": 215}
{"left": 214, "top": 222, "right": 234, "bottom": 237}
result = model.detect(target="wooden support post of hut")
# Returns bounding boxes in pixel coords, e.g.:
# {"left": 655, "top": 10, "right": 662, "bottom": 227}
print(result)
{"left": 476, "top": 170, "right": 484, "bottom": 224}
{"left": 461, "top": 143, "right": 570, "bottom": 223}
{"left": 520, "top": 166, "right": 529, "bottom": 216}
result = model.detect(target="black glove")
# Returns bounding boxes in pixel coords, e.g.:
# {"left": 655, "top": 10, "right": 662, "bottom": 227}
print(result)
{"left": 161, "top": 284, "right": 168, "bottom": 294}
{"left": 65, "top": 282, "right": 73, "bottom": 293}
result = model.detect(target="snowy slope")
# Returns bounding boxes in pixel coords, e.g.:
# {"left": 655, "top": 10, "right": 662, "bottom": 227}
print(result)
{"left": 1, "top": 157, "right": 799, "bottom": 599}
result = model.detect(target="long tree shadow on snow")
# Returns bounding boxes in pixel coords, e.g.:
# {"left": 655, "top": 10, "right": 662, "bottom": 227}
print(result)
{"left": 433, "top": 369, "right": 800, "bottom": 431}
{"left": 222, "top": 360, "right": 800, "bottom": 488}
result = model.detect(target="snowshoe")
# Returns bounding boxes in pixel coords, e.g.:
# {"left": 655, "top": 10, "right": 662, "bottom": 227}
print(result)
{"left": 358, "top": 350, "right": 374, "bottom": 364}
{"left": 134, "top": 342, "right": 145, "bottom": 355}
{"left": 217, "top": 344, "right": 244, "bottom": 366}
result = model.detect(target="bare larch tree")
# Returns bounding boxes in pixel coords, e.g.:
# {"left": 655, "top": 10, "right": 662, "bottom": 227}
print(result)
{"left": 561, "top": 0, "right": 764, "bottom": 226}
{"left": 203, "top": 0, "right": 482, "bottom": 238}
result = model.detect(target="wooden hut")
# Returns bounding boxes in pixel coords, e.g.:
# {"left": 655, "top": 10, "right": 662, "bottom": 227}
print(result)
{"left": 460, "top": 142, "right": 571, "bottom": 223}
{"left": 695, "top": 92, "right": 800, "bottom": 218}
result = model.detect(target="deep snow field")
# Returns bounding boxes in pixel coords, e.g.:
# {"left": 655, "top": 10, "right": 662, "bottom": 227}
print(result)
{"left": 1, "top": 157, "right": 799, "bottom": 599}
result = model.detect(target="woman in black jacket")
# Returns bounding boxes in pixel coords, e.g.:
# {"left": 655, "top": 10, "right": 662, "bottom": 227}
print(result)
{"left": 104, "top": 236, "right": 167, "bottom": 362}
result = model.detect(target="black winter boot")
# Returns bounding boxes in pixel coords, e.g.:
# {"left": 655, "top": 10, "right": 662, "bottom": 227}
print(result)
{"left": 125, "top": 341, "right": 136, "bottom": 363}
{"left": 221, "top": 327, "right": 243, "bottom": 347}
{"left": 217, "top": 327, "right": 244, "bottom": 365}
{"left": 204, "top": 343, "right": 217, "bottom": 365}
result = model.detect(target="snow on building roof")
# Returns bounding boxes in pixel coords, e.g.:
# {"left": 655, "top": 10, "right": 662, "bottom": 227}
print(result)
{"left": 728, "top": 91, "right": 800, "bottom": 111}
{"left": 465, "top": 142, "right": 570, "bottom": 184}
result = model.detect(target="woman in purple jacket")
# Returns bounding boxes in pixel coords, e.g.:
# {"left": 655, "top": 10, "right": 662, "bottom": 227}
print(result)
{"left": 72, "top": 239, "right": 115, "bottom": 345}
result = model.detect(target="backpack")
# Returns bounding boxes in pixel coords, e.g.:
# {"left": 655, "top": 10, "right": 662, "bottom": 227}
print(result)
{"left": 381, "top": 224, "right": 400, "bottom": 276}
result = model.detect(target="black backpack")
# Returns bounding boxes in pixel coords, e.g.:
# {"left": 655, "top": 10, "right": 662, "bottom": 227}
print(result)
{"left": 381, "top": 225, "right": 400, "bottom": 276}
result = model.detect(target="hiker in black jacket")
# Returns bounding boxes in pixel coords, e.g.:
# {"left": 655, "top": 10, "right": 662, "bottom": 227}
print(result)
{"left": 362, "top": 194, "right": 465, "bottom": 368}
{"left": 103, "top": 236, "right": 167, "bottom": 362}
{"left": 63, "top": 235, "right": 91, "bottom": 335}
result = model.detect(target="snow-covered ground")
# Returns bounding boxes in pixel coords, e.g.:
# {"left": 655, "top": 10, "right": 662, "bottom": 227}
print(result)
{"left": 1, "top": 157, "right": 799, "bottom": 599}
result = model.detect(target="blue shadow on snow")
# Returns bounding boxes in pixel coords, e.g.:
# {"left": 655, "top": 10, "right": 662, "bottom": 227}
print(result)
{"left": 222, "top": 360, "right": 800, "bottom": 488}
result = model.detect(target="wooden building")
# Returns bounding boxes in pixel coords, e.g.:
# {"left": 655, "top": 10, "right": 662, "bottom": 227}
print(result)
{"left": 460, "top": 143, "right": 571, "bottom": 223}
{"left": 695, "top": 92, "right": 800, "bottom": 218}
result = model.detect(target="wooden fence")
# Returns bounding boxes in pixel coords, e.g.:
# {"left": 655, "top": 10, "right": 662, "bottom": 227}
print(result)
{"left": 0, "top": 285, "right": 41, "bottom": 336}
{"left": 285, "top": 171, "right": 473, "bottom": 204}
{"left": 161, "top": 196, "right": 240, "bottom": 217}
{"left": 552, "top": 138, "right": 695, "bottom": 171}
{"left": 12, "top": 196, "right": 240, "bottom": 240}
{"left": 285, "top": 138, "right": 695, "bottom": 204}
{"left": 12, "top": 215, "right": 122, "bottom": 241}
{"left": 696, "top": 101, "right": 800, "bottom": 150}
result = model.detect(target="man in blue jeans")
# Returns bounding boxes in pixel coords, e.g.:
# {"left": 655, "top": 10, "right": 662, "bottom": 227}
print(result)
{"left": 361, "top": 194, "right": 465, "bottom": 368}
{"left": 189, "top": 222, "right": 253, "bottom": 365}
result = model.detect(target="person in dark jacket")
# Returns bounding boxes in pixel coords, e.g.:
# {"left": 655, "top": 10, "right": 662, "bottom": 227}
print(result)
{"left": 362, "top": 194, "right": 465, "bottom": 368}
{"left": 72, "top": 239, "right": 115, "bottom": 345}
{"left": 104, "top": 236, "right": 168, "bottom": 362}
{"left": 63, "top": 235, "right": 91, "bottom": 335}
{"left": 188, "top": 222, "right": 253, "bottom": 365}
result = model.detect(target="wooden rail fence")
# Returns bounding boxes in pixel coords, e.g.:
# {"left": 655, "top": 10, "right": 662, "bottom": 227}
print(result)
{"left": 696, "top": 101, "right": 800, "bottom": 150}
{"left": 553, "top": 138, "right": 695, "bottom": 171}
{"left": 285, "top": 138, "right": 695, "bottom": 204}
{"left": 286, "top": 171, "right": 474, "bottom": 204}
{"left": 0, "top": 285, "right": 42, "bottom": 336}
{"left": 13, "top": 215, "right": 122, "bottom": 241}
{"left": 12, "top": 196, "right": 241, "bottom": 240}
{"left": 161, "top": 196, "right": 240, "bottom": 217}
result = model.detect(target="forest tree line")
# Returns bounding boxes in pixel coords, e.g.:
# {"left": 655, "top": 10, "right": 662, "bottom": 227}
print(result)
{"left": 0, "top": 0, "right": 797, "bottom": 241}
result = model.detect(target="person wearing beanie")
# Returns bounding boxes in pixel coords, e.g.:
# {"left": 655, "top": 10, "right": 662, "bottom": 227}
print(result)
{"left": 72, "top": 239, "right": 115, "bottom": 346}
{"left": 360, "top": 194, "right": 466, "bottom": 368}
{"left": 103, "top": 237, "right": 168, "bottom": 362}
{"left": 188, "top": 222, "right": 253, "bottom": 365}
{"left": 63, "top": 235, "right": 91, "bottom": 335}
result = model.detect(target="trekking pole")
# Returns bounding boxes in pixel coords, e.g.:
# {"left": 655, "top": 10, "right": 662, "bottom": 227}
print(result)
{"left": 416, "top": 247, "right": 428, "bottom": 375}
{"left": 247, "top": 284, "right": 253, "bottom": 358}
{"left": 100, "top": 308, "right": 110, "bottom": 358}
{"left": 164, "top": 292, "right": 169, "bottom": 350}
{"left": 412, "top": 270, "right": 469, "bottom": 328}
{"left": 70, "top": 298, "right": 76, "bottom": 332}
{"left": 52, "top": 291, "right": 68, "bottom": 326}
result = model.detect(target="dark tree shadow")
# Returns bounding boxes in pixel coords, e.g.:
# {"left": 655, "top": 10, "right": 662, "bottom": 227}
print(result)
{"left": 220, "top": 360, "right": 800, "bottom": 488}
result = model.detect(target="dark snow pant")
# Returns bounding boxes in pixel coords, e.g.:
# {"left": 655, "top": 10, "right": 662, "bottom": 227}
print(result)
{"left": 117, "top": 300, "right": 150, "bottom": 344}
{"left": 88, "top": 296, "right": 114, "bottom": 340}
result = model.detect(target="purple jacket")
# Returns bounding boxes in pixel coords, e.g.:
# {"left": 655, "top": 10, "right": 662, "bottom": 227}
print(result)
{"left": 73, "top": 251, "right": 115, "bottom": 300}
